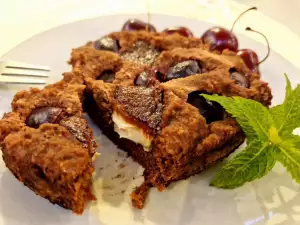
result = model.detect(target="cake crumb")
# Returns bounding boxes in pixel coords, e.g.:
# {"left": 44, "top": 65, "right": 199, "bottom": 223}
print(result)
{"left": 119, "top": 163, "right": 126, "bottom": 169}
{"left": 117, "top": 151, "right": 127, "bottom": 157}
{"left": 121, "top": 179, "right": 128, "bottom": 184}
{"left": 112, "top": 174, "right": 123, "bottom": 179}
{"left": 103, "top": 185, "right": 114, "bottom": 189}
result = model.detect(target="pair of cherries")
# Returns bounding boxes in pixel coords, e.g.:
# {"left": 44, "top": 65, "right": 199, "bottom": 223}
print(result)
{"left": 122, "top": 7, "right": 269, "bottom": 74}
{"left": 122, "top": 19, "right": 194, "bottom": 37}
{"left": 201, "top": 7, "right": 269, "bottom": 74}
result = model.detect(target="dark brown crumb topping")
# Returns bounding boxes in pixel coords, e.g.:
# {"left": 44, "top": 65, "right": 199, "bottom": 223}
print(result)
{"left": 114, "top": 86, "right": 163, "bottom": 130}
{"left": 0, "top": 80, "right": 98, "bottom": 214}
{"left": 120, "top": 41, "right": 160, "bottom": 66}
{"left": 0, "top": 28, "right": 274, "bottom": 213}
{"left": 60, "top": 116, "right": 97, "bottom": 155}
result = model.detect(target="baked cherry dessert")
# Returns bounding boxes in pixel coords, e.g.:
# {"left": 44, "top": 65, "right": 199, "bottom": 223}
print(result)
{"left": 68, "top": 18, "right": 272, "bottom": 209}
{"left": 0, "top": 14, "right": 272, "bottom": 213}
{"left": 0, "top": 80, "right": 97, "bottom": 214}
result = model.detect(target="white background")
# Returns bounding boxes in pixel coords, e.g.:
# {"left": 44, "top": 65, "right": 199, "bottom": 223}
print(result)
{"left": 1, "top": 0, "right": 300, "bottom": 70}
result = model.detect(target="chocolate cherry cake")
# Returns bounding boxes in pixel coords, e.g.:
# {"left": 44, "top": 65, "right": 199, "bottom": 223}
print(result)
{"left": 68, "top": 25, "right": 272, "bottom": 208}
{"left": 0, "top": 18, "right": 272, "bottom": 213}
{"left": 0, "top": 80, "right": 97, "bottom": 214}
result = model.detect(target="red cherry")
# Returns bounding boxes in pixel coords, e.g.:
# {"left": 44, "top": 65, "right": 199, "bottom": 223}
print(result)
{"left": 237, "top": 49, "right": 259, "bottom": 73}
{"left": 122, "top": 19, "right": 156, "bottom": 32}
{"left": 163, "top": 27, "right": 193, "bottom": 37}
{"left": 201, "top": 27, "right": 238, "bottom": 52}
{"left": 237, "top": 27, "right": 270, "bottom": 73}
{"left": 201, "top": 7, "right": 257, "bottom": 53}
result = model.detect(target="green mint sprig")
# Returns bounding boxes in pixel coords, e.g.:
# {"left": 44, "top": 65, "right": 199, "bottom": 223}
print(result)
{"left": 201, "top": 74, "right": 300, "bottom": 188}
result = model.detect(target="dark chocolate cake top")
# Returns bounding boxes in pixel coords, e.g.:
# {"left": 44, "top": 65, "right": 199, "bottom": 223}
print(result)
{"left": 115, "top": 86, "right": 163, "bottom": 129}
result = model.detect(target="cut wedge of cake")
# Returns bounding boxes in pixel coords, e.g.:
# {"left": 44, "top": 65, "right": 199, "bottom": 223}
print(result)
{"left": 0, "top": 81, "right": 97, "bottom": 214}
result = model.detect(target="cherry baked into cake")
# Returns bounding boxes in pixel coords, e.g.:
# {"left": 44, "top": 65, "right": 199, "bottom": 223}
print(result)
{"left": 0, "top": 17, "right": 272, "bottom": 213}
{"left": 68, "top": 20, "right": 272, "bottom": 208}
{"left": 0, "top": 81, "right": 97, "bottom": 214}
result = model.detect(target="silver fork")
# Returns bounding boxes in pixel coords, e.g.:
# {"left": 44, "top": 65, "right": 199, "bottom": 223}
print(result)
{"left": 0, "top": 61, "right": 50, "bottom": 84}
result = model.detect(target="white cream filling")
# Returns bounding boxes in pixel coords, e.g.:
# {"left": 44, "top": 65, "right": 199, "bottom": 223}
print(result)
{"left": 112, "top": 111, "right": 152, "bottom": 151}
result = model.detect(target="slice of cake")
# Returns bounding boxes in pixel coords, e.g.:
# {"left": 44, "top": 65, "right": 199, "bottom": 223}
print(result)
{"left": 0, "top": 80, "right": 97, "bottom": 214}
{"left": 0, "top": 20, "right": 273, "bottom": 213}
{"left": 68, "top": 30, "right": 272, "bottom": 208}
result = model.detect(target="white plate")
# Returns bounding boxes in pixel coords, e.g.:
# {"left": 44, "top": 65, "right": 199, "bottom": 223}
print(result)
{"left": 1, "top": 14, "right": 300, "bottom": 225}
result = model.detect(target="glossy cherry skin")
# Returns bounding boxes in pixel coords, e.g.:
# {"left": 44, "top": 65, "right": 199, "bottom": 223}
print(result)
{"left": 94, "top": 36, "right": 119, "bottom": 52}
{"left": 201, "top": 27, "right": 238, "bottom": 52}
{"left": 187, "top": 91, "right": 224, "bottom": 124}
{"left": 135, "top": 71, "right": 149, "bottom": 86}
{"left": 26, "top": 107, "right": 62, "bottom": 128}
{"left": 229, "top": 68, "right": 249, "bottom": 88}
{"left": 230, "top": 71, "right": 249, "bottom": 88}
{"left": 122, "top": 19, "right": 156, "bottom": 32}
{"left": 164, "top": 60, "right": 201, "bottom": 81}
{"left": 135, "top": 70, "right": 160, "bottom": 87}
{"left": 163, "top": 27, "right": 193, "bottom": 37}
{"left": 97, "top": 70, "right": 115, "bottom": 83}
{"left": 237, "top": 49, "right": 259, "bottom": 73}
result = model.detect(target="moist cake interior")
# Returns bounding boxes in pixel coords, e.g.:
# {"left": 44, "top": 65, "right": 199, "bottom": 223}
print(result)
{"left": 0, "top": 21, "right": 273, "bottom": 213}
{"left": 69, "top": 30, "right": 272, "bottom": 209}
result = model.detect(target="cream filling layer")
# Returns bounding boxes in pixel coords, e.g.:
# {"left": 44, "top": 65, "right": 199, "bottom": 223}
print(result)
{"left": 112, "top": 111, "right": 152, "bottom": 151}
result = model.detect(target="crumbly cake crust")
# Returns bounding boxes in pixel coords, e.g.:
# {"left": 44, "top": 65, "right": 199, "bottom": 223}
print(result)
{"left": 69, "top": 30, "right": 272, "bottom": 208}
{"left": 114, "top": 86, "right": 163, "bottom": 131}
{"left": 0, "top": 29, "right": 273, "bottom": 212}
{"left": 0, "top": 81, "right": 97, "bottom": 214}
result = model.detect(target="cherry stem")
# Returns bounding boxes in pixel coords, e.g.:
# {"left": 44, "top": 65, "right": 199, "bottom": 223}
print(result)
{"left": 231, "top": 7, "right": 257, "bottom": 32}
{"left": 245, "top": 27, "right": 270, "bottom": 65}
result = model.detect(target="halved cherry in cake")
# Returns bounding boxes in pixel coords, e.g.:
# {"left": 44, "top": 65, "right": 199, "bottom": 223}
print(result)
{"left": 229, "top": 68, "right": 249, "bottom": 88}
{"left": 94, "top": 36, "right": 119, "bottom": 52}
{"left": 26, "top": 107, "right": 96, "bottom": 151}
{"left": 162, "top": 27, "right": 193, "bottom": 37}
{"left": 26, "top": 107, "right": 63, "bottom": 128}
{"left": 187, "top": 91, "right": 224, "bottom": 124}
{"left": 135, "top": 71, "right": 149, "bottom": 86}
{"left": 164, "top": 60, "right": 202, "bottom": 81}
{"left": 122, "top": 19, "right": 156, "bottom": 32}
{"left": 97, "top": 70, "right": 115, "bottom": 83}
{"left": 135, "top": 70, "right": 160, "bottom": 87}
{"left": 201, "top": 7, "right": 257, "bottom": 52}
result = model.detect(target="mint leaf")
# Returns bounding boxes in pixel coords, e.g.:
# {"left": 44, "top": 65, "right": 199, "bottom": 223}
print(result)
{"left": 202, "top": 94, "right": 274, "bottom": 143}
{"left": 210, "top": 140, "right": 277, "bottom": 188}
{"left": 284, "top": 73, "right": 293, "bottom": 101}
{"left": 270, "top": 74, "right": 300, "bottom": 138}
{"left": 270, "top": 105, "right": 283, "bottom": 129}
{"left": 280, "top": 133, "right": 300, "bottom": 151}
{"left": 203, "top": 74, "right": 300, "bottom": 189}
{"left": 270, "top": 74, "right": 294, "bottom": 130}
{"left": 275, "top": 84, "right": 300, "bottom": 138}
{"left": 278, "top": 141, "right": 300, "bottom": 183}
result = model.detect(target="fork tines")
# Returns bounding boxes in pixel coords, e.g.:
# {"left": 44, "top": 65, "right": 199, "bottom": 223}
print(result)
{"left": 0, "top": 61, "right": 50, "bottom": 84}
